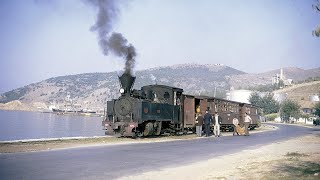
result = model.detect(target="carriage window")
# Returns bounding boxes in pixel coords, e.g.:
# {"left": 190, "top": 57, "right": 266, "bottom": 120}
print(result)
{"left": 164, "top": 92, "right": 170, "bottom": 99}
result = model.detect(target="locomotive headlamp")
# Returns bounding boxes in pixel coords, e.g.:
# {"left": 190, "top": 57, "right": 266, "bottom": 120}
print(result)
{"left": 119, "top": 88, "right": 125, "bottom": 94}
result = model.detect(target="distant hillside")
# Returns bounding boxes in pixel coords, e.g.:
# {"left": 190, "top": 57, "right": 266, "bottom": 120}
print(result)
{"left": 134, "top": 64, "right": 245, "bottom": 94}
{"left": 0, "top": 64, "right": 244, "bottom": 109}
{"left": 0, "top": 64, "right": 319, "bottom": 111}
{"left": 273, "top": 81, "right": 320, "bottom": 109}
{"left": 229, "top": 67, "right": 320, "bottom": 88}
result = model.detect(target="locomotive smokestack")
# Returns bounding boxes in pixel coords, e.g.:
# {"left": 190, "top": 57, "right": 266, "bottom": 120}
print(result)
{"left": 119, "top": 72, "right": 136, "bottom": 94}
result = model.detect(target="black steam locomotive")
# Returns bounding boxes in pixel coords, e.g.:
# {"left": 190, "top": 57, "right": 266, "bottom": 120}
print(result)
{"left": 102, "top": 72, "right": 260, "bottom": 137}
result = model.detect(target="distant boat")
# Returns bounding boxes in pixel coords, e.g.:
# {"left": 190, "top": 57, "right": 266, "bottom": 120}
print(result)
{"left": 52, "top": 108, "right": 84, "bottom": 113}
{"left": 49, "top": 93, "right": 84, "bottom": 114}
{"left": 52, "top": 108, "right": 64, "bottom": 113}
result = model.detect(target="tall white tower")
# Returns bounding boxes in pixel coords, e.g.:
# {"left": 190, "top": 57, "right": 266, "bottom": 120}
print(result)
{"left": 280, "top": 68, "right": 284, "bottom": 80}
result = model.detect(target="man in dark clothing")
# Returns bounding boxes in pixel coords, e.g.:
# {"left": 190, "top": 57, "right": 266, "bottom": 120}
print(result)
{"left": 203, "top": 110, "right": 212, "bottom": 137}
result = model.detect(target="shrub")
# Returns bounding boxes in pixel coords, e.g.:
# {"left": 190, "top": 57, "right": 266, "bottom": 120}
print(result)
{"left": 265, "top": 113, "right": 278, "bottom": 121}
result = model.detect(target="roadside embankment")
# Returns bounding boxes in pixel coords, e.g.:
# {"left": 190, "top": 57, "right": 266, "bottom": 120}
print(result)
{"left": 0, "top": 134, "right": 198, "bottom": 153}
{"left": 0, "top": 124, "right": 276, "bottom": 153}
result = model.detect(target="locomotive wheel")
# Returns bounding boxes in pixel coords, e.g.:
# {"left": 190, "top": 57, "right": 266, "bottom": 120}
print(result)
{"left": 155, "top": 122, "right": 162, "bottom": 136}
{"left": 131, "top": 133, "right": 137, "bottom": 139}
{"left": 143, "top": 122, "right": 154, "bottom": 136}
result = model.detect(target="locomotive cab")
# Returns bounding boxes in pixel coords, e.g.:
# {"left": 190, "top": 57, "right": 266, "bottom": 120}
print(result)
{"left": 140, "top": 85, "right": 183, "bottom": 135}
{"left": 141, "top": 85, "right": 183, "bottom": 105}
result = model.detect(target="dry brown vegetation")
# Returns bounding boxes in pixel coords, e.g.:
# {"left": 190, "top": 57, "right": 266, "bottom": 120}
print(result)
{"left": 274, "top": 81, "right": 320, "bottom": 109}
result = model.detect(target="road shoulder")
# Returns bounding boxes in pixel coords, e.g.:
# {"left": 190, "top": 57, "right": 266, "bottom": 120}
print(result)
{"left": 120, "top": 131, "right": 320, "bottom": 180}
{"left": 0, "top": 124, "right": 275, "bottom": 153}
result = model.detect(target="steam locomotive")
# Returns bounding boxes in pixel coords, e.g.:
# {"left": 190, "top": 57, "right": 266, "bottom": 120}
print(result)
{"left": 102, "top": 72, "right": 260, "bottom": 137}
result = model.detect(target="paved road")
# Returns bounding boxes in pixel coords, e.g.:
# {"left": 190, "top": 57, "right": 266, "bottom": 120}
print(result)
{"left": 0, "top": 123, "right": 318, "bottom": 179}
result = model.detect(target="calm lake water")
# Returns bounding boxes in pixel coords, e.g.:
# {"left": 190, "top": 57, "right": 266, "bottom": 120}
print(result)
{"left": 0, "top": 110, "right": 105, "bottom": 141}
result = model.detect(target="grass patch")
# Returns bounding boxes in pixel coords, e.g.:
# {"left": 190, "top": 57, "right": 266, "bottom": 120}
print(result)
{"left": 285, "top": 152, "right": 308, "bottom": 157}
{"left": 255, "top": 158, "right": 320, "bottom": 179}
{"left": 241, "top": 152, "right": 320, "bottom": 180}
{"left": 275, "top": 161, "right": 320, "bottom": 179}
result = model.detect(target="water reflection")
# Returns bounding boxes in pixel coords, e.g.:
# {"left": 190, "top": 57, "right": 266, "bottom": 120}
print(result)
{"left": 0, "top": 110, "right": 105, "bottom": 141}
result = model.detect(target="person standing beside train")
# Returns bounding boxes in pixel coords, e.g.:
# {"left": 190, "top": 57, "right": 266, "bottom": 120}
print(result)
{"left": 232, "top": 116, "right": 239, "bottom": 136}
{"left": 244, "top": 112, "right": 252, "bottom": 136}
{"left": 203, "top": 110, "right": 212, "bottom": 137}
{"left": 213, "top": 112, "right": 222, "bottom": 137}
{"left": 195, "top": 113, "right": 204, "bottom": 137}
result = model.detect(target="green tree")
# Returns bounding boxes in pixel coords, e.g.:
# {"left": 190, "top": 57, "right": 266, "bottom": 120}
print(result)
{"left": 249, "top": 92, "right": 261, "bottom": 105}
{"left": 280, "top": 100, "right": 300, "bottom": 122}
{"left": 314, "top": 102, "right": 320, "bottom": 117}
{"left": 249, "top": 92, "right": 280, "bottom": 115}
{"left": 263, "top": 93, "right": 280, "bottom": 114}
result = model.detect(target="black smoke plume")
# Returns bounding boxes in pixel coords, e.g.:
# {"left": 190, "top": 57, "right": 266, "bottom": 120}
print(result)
{"left": 87, "top": 0, "right": 136, "bottom": 74}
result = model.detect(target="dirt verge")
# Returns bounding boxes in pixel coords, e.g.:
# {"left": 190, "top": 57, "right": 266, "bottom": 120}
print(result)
{"left": 0, "top": 124, "right": 275, "bottom": 153}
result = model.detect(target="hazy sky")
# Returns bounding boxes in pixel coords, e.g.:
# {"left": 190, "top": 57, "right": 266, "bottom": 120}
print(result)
{"left": 0, "top": 0, "right": 319, "bottom": 93}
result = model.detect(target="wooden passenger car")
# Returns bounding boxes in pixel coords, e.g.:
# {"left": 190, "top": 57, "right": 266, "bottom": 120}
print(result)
{"left": 181, "top": 95, "right": 260, "bottom": 131}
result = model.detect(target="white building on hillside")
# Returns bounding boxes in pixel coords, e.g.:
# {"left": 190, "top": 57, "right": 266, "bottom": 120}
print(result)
{"left": 227, "top": 89, "right": 252, "bottom": 104}
{"left": 272, "top": 68, "right": 292, "bottom": 87}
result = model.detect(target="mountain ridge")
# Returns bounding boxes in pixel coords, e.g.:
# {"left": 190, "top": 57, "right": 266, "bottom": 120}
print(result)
{"left": 0, "top": 64, "right": 319, "bottom": 110}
